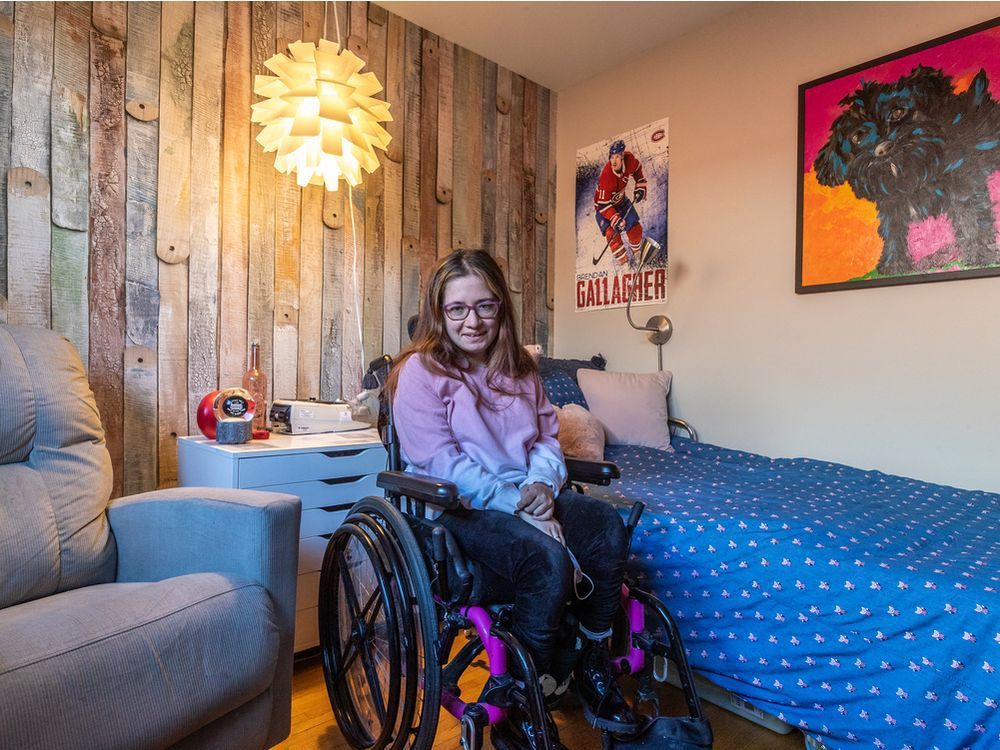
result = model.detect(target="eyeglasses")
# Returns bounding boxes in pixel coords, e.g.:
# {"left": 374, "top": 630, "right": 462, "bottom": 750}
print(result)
{"left": 443, "top": 300, "right": 501, "bottom": 321}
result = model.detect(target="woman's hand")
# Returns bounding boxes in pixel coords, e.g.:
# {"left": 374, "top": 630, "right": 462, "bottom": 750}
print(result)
{"left": 517, "top": 513, "right": 565, "bottom": 545}
{"left": 518, "top": 482, "right": 555, "bottom": 520}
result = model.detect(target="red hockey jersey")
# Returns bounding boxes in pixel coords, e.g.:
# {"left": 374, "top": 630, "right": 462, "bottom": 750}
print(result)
{"left": 593, "top": 152, "right": 646, "bottom": 222}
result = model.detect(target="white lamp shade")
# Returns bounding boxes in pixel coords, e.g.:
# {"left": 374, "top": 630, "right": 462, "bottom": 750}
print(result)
{"left": 251, "top": 38, "right": 392, "bottom": 190}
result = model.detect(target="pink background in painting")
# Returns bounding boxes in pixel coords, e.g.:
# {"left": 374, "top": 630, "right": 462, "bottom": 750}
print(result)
{"left": 802, "top": 26, "right": 1000, "bottom": 173}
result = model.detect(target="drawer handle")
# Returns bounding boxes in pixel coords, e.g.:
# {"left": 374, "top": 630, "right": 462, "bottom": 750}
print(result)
{"left": 320, "top": 475, "right": 367, "bottom": 486}
{"left": 320, "top": 502, "right": 354, "bottom": 513}
{"left": 321, "top": 448, "right": 371, "bottom": 458}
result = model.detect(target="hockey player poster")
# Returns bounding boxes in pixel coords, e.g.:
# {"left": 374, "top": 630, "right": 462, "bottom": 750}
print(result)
{"left": 575, "top": 118, "right": 669, "bottom": 312}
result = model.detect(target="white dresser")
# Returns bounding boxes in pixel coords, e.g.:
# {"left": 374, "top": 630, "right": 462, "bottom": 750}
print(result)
{"left": 177, "top": 429, "right": 387, "bottom": 652}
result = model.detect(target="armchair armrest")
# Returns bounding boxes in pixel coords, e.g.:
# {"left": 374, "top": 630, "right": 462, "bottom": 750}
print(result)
{"left": 377, "top": 470, "right": 461, "bottom": 511}
{"left": 565, "top": 457, "right": 621, "bottom": 486}
{"left": 106, "top": 486, "right": 301, "bottom": 746}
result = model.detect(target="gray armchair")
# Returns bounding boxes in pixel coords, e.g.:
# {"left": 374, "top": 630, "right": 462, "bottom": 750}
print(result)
{"left": 0, "top": 325, "right": 301, "bottom": 750}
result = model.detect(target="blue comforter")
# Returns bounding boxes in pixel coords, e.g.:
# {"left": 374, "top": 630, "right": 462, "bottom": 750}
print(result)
{"left": 590, "top": 438, "right": 999, "bottom": 750}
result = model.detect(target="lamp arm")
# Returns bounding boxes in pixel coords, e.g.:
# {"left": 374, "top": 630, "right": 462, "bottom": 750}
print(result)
{"left": 625, "top": 255, "right": 651, "bottom": 332}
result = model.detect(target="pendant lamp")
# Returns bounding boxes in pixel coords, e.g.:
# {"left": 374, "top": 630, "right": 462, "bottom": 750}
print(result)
{"left": 251, "top": 38, "right": 392, "bottom": 190}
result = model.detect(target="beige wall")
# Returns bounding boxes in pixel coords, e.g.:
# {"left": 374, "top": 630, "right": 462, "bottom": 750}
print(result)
{"left": 554, "top": 2, "right": 1000, "bottom": 493}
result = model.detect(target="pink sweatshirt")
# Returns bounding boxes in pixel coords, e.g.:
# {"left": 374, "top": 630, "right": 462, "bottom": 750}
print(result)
{"left": 392, "top": 354, "right": 567, "bottom": 514}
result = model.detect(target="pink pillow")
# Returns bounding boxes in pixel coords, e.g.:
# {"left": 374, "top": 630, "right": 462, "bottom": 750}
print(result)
{"left": 553, "top": 404, "right": 605, "bottom": 461}
{"left": 576, "top": 369, "right": 673, "bottom": 452}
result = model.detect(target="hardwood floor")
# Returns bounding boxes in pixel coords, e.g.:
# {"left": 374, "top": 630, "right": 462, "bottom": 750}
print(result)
{"left": 277, "top": 655, "right": 806, "bottom": 750}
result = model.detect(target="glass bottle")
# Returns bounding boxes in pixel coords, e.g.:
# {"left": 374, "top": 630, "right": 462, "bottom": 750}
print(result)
{"left": 242, "top": 342, "right": 268, "bottom": 431}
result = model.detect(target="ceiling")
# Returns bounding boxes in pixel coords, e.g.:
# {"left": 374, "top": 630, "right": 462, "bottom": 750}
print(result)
{"left": 376, "top": 1, "right": 747, "bottom": 91}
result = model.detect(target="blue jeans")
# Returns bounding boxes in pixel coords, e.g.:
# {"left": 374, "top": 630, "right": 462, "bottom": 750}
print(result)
{"left": 437, "top": 489, "right": 628, "bottom": 671}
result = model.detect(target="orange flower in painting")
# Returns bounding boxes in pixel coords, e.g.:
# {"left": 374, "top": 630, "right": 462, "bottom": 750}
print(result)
{"left": 801, "top": 169, "right": 882, "bottom": 285}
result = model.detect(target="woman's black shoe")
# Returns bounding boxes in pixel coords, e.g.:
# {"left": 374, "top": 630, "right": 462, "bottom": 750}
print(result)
{"left": 572, "top": 639, "right": 640, "bottom": 733}
{"left": 489, "top": 705, "right": 567, "bottom": 750}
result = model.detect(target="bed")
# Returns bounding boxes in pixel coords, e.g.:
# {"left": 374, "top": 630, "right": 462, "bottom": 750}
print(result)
{"left": 539, "top": 359, "right": 999, "bottom": 750}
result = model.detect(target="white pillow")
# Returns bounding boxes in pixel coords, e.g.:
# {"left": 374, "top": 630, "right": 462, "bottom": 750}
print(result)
{"left": 576, "top": 369, "right": 673, "bottom": 452}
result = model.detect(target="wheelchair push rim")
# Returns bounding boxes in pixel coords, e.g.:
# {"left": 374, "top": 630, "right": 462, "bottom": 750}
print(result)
{"left": 320, "top": 521, "right": 403, "bottom": 749}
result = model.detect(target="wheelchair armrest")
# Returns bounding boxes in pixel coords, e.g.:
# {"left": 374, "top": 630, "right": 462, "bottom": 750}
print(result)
{"left": 377, "top": 471, "right": 461, "bottom": 511}
{"left": 565, "top": 457, "right": 620, "bottom": 486}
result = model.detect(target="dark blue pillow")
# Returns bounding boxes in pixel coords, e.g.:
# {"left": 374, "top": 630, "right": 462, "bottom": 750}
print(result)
{"left": 542, "top": 370, "right": 589, "bottom": 408}
{"left": 537, "top": 354, "right": 606, "bottom": 380}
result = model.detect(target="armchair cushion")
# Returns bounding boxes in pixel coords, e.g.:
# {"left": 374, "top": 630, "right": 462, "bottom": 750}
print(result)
{"left": 0, "top": 573, "right": 278, "bottom": 750}
{"left": 0, "top": 326, "right": 114, "bottom": 609}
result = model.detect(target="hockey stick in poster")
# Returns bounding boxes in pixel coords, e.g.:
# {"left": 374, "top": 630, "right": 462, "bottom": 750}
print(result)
{"left": 591, "top": 235, "right": 613, "bottom": 265}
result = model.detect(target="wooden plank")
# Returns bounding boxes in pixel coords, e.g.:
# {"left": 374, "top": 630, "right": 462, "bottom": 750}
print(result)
{"left": 521, "top": 79, "right": 538, "bottom": 344}
{"left": 92, "top": 1, "right": 126, "bottom": 40}
{"left": 547, "top": 89, "right": 557, "bottom": 351}
{"left": 494, "top": 65, "right": 512, "bottom": 272}
{"left": 435, "top": 38, "right": 453, "bottom": 260}
{"left": 507, "top": 74, "right": 524, "bottom": 335}
{"left": 157, "top": 1, "right": 194, "bottom": 486}
{"left": 11, "top": 2, "right": 52, "bottom": 176}
{"left": 188, "top": 1, "right": 224, "bottom": 422}
{"left": 452, "top": 45, "right": 483, "bottom": 251}
{"left": 248, "top": 1, "right": 276, "bottom": 412}
{"left": 320, "top": 190, "right": 344, "bottom": 401}
{"left": 341, "top": 185, "right": 365, "bottom": 399}
{"left": 296, "top": 1, "right": 324, "bottom": 400}
{"left": 382, "top": 12, "right": 405, "bottom": 356}
{"left": 349, "top": 0, "right": 367, "bottom": 49}
{"left": 481, "top": 58, "right": 497, "bottom": 256}
{"left": 219, "top": 1, "right": 250, "bottom": 389}
{"left": 0, "top": 2, "right": 12, "bottom": 322}
{"left": 362, "top": 8, "right": 387, "bottom": 366}
{"left": 534, "top": 84, "right": 550, "bottom": 350}
{"left": 367, "top": 1, "right": 387, "bottom": 27}
{"left": 51, "top": 2, "right": 90, "bottom": 362}
{"left": 273, "top": 2, "right": 302, "bottom": 403}
{"left": 400, "top": 20, "right": 421, "bottom": 344}
{"left": 302, "top": 1, "right": 323, "bottom": 43}
{"left": 298, "top": 185, "right": 323, "bottom": 399}
{"left": 8, "top": 2, "right": 52, "bottom": 326}
{"left": 50, "top": 227, "right": 88, "bottom": 365}
{"left": 418, "top": 31, "right": 439, "bottom": 287}
{"left": 124, "top": 0, "right": 160, "bottom": 496}
{"left": 51, "top": 2, "right": 89, "bottom": 231}
{"left": 319, "top": 0, "right": 347, "bottom": 400}
{"left": 6, "top": 168, "right": 50, "bottom": 328}
{"left": 89, "top": 25, "right": 126, "bottom": 498}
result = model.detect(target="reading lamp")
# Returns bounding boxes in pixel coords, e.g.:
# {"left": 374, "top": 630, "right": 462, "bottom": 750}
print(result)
{"left": 625, "top": 237, "right": 672, "bottom": 371}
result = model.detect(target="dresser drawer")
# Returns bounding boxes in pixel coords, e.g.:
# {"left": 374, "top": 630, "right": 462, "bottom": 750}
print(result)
{"left": 294, "top": 607, "right": 319, "bottom": 652}
{"left": 266, "top": 474, "right": 380, "bottom": 511}
{"left": 299, "top": 535, "right": 330, "bottom": 574}
{"left": 237, "top": 446, "right": 386, "bottom": 488}
{"left": 301, "top": 506, "right": 351, "bottom": 537}
{"left": 297, "top": 571, "right": 321, "bottom": 612}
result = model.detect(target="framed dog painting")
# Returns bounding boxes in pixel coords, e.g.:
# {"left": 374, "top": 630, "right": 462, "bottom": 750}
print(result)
{"left": 796, "top": 17, "right": 1000, "bottom": 293}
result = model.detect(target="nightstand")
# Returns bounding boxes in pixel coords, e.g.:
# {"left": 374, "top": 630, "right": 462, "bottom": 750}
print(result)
{"left": 177, "top": 429, "right": 387, "bottom": 652}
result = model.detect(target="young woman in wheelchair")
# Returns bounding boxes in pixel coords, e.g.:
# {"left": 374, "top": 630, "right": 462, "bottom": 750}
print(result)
{"left": 385, "top": 249, "right": 639, "bottom": 747}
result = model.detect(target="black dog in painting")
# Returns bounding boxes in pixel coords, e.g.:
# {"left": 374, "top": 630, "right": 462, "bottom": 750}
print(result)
{"left": 814, "top": 65, "right": 1000, "bottom": 275}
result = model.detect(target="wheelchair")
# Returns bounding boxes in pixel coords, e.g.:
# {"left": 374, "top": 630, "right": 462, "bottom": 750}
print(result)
{"left": 318, "top": 356, "right": 711, "bottom": 750}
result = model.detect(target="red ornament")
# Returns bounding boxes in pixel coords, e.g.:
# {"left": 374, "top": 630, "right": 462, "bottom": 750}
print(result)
{"left": 197, "top": 390, "right": 223, "bottom": 439}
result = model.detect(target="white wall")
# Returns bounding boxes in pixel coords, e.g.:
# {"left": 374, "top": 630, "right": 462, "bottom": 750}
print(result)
{"left": 554, "top": 2, "right": 1000, "bottom": 493}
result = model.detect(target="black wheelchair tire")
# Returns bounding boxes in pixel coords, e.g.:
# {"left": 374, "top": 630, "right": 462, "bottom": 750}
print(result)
{"left": 346, "top": 496, "right": 442, "bottom": 750}
{"left": 347, "top": 510, "right": 422, "bottom": 750}
{"left": 319, "top": 521, "right": 403, "bottom": 749}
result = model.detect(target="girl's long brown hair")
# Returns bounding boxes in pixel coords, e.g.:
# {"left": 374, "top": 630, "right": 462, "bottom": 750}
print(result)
{"left": 385, "top": 249, "right": 537, "bottom": 400}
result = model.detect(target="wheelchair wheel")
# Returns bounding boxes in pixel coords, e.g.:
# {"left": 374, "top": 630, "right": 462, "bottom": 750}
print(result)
{"left": 347, "top": 496, "right": 441, "bottom": 749}
{"left": 320, "top": 496, "right": 441, "bottom": 750}
{"left": 320, "top": 521, "right": 403, "bottom": 749}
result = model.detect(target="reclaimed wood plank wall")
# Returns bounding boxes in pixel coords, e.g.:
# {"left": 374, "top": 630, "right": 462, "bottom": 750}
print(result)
{"left": 0, "top": 1, "right": 556, "bottom": 495}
